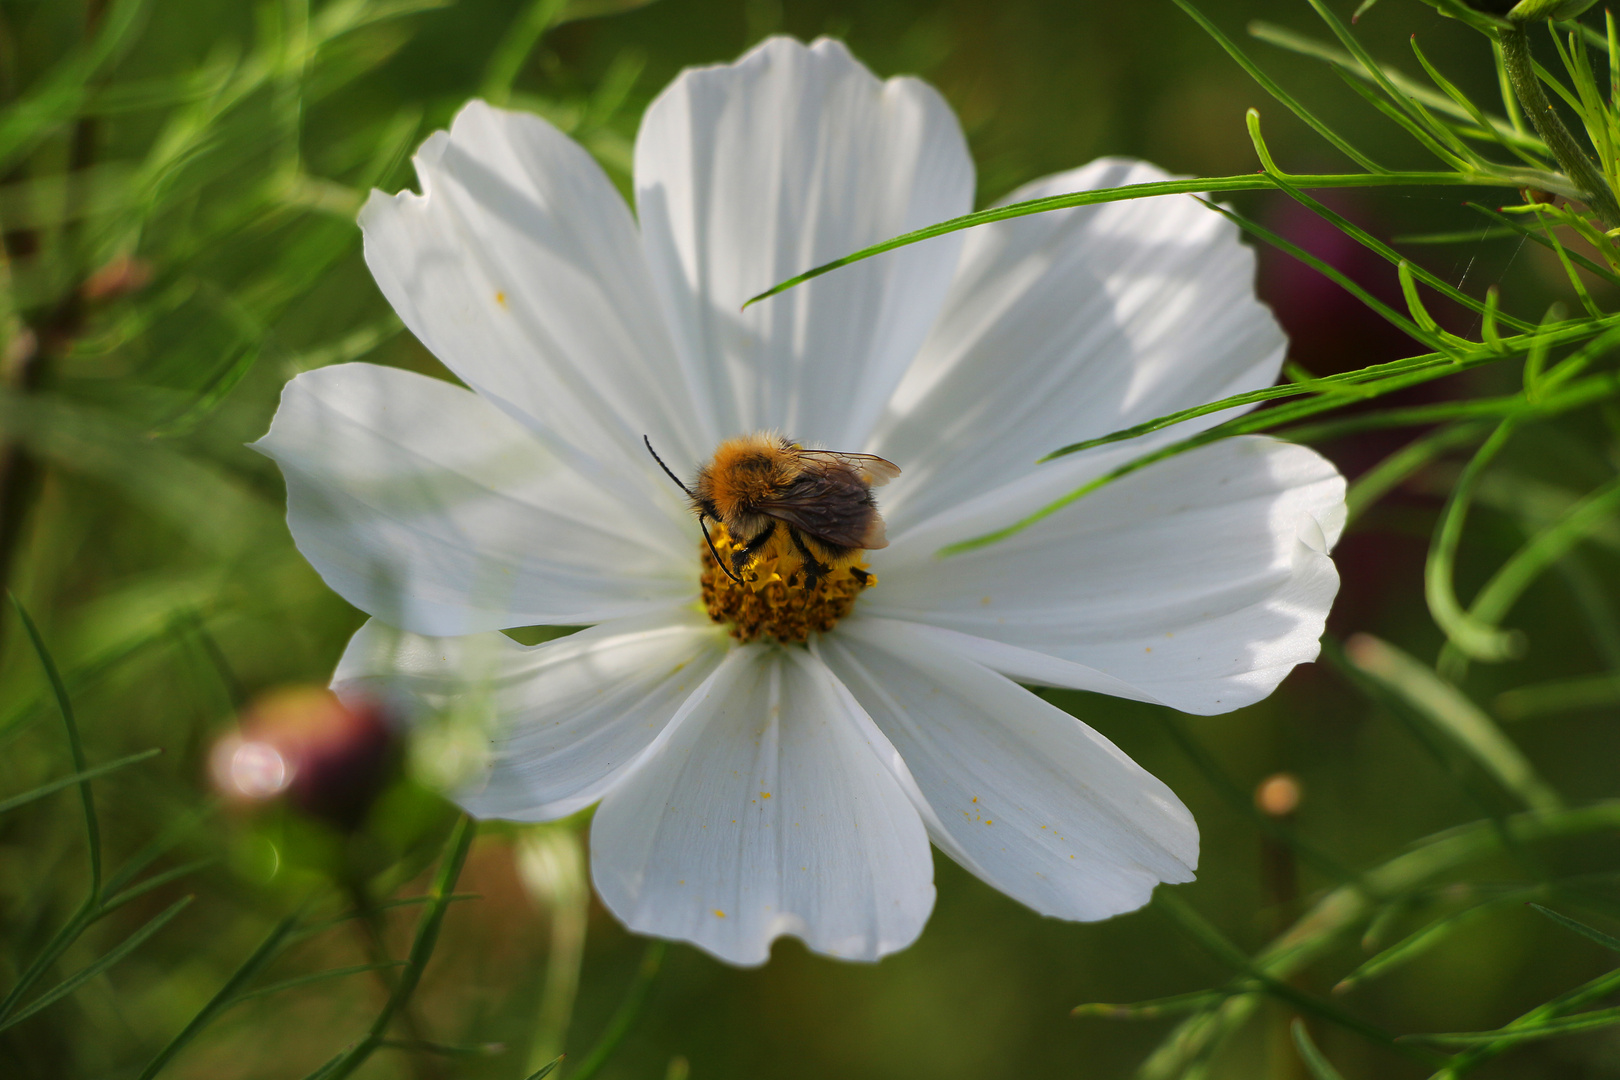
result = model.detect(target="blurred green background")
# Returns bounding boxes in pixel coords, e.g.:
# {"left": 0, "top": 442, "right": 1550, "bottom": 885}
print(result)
{"left": 2, "top": 1, "right": 1619, "bottom": 1078}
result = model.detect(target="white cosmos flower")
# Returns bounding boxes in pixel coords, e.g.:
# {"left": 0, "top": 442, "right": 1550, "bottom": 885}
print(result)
{"left": 253, "top": 36, "right": 1345, "bottom": 966}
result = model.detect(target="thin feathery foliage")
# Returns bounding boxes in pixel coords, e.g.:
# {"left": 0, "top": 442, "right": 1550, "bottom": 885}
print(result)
{"left": 3, "top": 1, "right": 1620, "bottom": 1079}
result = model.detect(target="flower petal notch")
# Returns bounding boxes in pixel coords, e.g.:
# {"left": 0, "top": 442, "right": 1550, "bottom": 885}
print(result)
{"left": 259, "top": 34, "right": 1346, "bottom": 964}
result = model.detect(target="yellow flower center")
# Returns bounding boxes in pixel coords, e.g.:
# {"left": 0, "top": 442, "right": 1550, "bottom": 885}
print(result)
{"left": 699, "top": 523, "right": 874, "bottom": 644}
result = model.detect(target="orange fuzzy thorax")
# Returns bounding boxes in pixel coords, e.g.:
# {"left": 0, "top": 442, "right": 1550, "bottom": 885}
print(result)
{"left": 693, "top": 432, "right": 800, "bottom": 519}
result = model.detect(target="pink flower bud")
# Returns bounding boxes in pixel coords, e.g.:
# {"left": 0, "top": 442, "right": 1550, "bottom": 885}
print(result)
{"left": 210, "top": 686, "right": 398, "bottom": 829}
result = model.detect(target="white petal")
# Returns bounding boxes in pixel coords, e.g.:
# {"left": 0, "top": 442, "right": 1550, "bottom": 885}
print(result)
{"left": 332, "top": 609, "right": 727, "bottom": 820}
{"left": 590, "top": 644, "right": 934, "bottom": 966}
{"left": 253, "top": 362, "right": 692, "bottom": 636}
{"left": 872, "top": 159, "right": 1286, "bottom": 533}
{"left": 866, "top": 436, "right": 1345, "bottom": 715}
{"left": 360, "top": 99, "right": 706, "bottom": 507}
{"left": 819, "top": 619, "right": 1197, "bottom": 922}
{"left": 635, "top": 36, "right": 973, "bottom": 448}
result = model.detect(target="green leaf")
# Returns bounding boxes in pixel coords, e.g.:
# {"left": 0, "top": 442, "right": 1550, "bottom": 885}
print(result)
{"left": 742, "top": 169, "right": 1489, "bottom": 309}
{"left": 1292, "top": 1020, "right": 1348, "bottom": 1080}
{"left": 1335, "top": 892, "right": 1532, "bottom": 992}
{"left": 0, "top": 895, "right": 193, "bottom": 1031}
{"left": 103, "top": 802, "right": 215, "bottom": 900}
{"left": 1343, "top": 422, "right": 1491, "bottom": 524}
{"left": 1529, "top": 903, "right": 1620, "bottom": 952}
{"left": 1173, "top": 0, "right": 1384, "bottom": 170}
{"left": 1440, "top": 474, "right": 1620, "bottom": 679}
{"left": 1404, "top": 1005, "right": 1620, "bottom": 1046}
{"left": 10, "top": 595, "right": 102, "bottom": 895}
{"left": 1074, "top": 986, "right": 1252, "bottom": 1020}
{"left": 1424, "top": 419, "right": 1537, "bottom": 663}
{"left": 482, "top": 0, "right": 570, "bottom": 104}
{"left": 231, "top": 962, "right": 407, "bottom": 1004}
{"left": 1153, "top": 893, "right": 1433, "bottom": 1063}
{"left": 523, "top": 1058, "right": 563, "bottom": 1080}
{"left": 1251, "top": 149, "right": 1534, "bottom": 331}
{"left": 1342, "top": 634, "right": 1562, "bottom": 812}
{"left": 1466, "top": 203, "right": 1620, "bottom": 287}
{"left": 1496, "top": 673, "right": 1620, "bottom": 718}
{"left": 1250, "top": 20, "right": 1542, "bottom": 154}
{"left": 0, "top": 0, "right": 151, "bottom": 172}
{"left": 136, "top": 908, "right": 305, "bottom": 1080}
{"left": 99, "top": 858, "right": 216, "bottom": 916}
{"left": 317, "top": 817, "right": 478, "bottom": 1080}
{"left": 568, "top": 940, "right": 669, "bottom": 1080}
{"left": 1143, "top": 803, "right": 1620, "bottom": 1079}
{"left": 0, "top": 749, "right": 161, "bottom": 816}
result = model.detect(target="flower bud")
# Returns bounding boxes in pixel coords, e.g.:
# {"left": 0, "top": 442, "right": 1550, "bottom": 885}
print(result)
{"left": 81, "top": 253, "right": 153, "bottom": 302}
{"left": 210, "top": 686, "right": 399, "bottom": 829}
{"left": 1255, "top": 773, "right": 1302, "bottom": 818}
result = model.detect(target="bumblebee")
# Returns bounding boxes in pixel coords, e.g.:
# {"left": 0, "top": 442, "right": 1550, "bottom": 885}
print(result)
{"left": 645, "top": 432, "right": 899, "bottom": 591}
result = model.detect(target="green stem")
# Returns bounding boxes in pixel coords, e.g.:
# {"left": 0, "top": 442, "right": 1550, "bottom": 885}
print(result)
{"left": 569, "top": 941, "right": 667, "bottom": 1080}
{"left": 1141, "top": 802, "right": 1620, "bottom": 1079}
{"left": 323, "top": 817, "right": 477, "bottom": 1080}
{"left": 1499, "top": 24, "right": 1620, "bottom": 227}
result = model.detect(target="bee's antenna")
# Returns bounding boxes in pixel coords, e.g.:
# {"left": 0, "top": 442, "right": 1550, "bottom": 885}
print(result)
{"left": 643, "top": 435, "right": 695, "bottom": 498}
{"left": 700, "top": 517, "right": 746, "bottom": 587}
{"left": 644, "top": 435, "right": 745, "bottom": 587}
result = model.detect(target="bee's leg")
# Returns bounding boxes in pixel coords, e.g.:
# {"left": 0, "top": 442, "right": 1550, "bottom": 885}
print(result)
{"left": 849, "top": 567, "right": 871, "bottom": 587}
{"left": 731, "top": 522, "right": 776, "bottom": 576}
{"left": 788, "top": 528, "right": 829, "bottom": 592}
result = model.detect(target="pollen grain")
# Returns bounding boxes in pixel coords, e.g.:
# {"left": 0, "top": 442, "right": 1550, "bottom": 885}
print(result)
{"left": 700, "top": 523, "right": 873, "bottom": 644}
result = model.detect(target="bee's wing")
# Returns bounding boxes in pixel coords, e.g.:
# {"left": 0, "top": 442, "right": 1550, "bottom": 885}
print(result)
{"left": 797, "top": 449, "right": 901, "bottom": 487}
{"left": 759, "top": 462, "right": 889, "bottom": 550}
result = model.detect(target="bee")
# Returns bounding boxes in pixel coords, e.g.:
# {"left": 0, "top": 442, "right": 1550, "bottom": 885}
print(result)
{"left": 644, "top": 432, "right": 899, "bottom": 591}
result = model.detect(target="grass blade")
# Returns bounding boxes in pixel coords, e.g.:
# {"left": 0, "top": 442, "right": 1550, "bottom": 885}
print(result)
{"left": 0, "top": 895, "right": 192, "bottom": 1031}
{"left": 1528, "top": 903, "right": 1620, "bottom": 953}
{"left": 1173, "top": 0, "right": 1384, "bottom": 170}
{"left": 1424, "top": 419, "right": 1531, "bottom": 663}
{"left": 1292, "top": 1019, "right": 1348, "bottom": 1080}
{"left": 1335, "top": 892, "right": 1532, "bottom": 992}
{"left": 1343, "top": 422, "right": 1491, "bottom": 524}
{"left": 1343, "top": 634, "right": 1562, "bottom": 813}
{"left": 1154, "top": 893, "right": 1438, "bottom": 1063}
{"left": 1405, "top": 1005, "right": 1620, "bottom": 1046}
{"left": 742, "top": 170, "right": 1490, "bottom": 308}
{"left": 1496, "top": 674, "right": 1620, "bottom": 719}
{"left": 1074, "top": 986, "right": 1252, "bottom": 1020}
{"left": 230, "top": 962, "right": 408, "bottom": 1004}
{"left": 0, "top": 749, "right": 161, "bottom": 815}
{"left": 321, "top": 816, "right": 477, "bottom": 1080}
{"left": 135, "top": 908, "right": 305, "bottom": 1079}
{"left": 569, "top": 940, "right": 668, "bottom": 1080}
{"left": 99, "top": 858, "right": 217, "bottom": 916}
{"left": 10, "top": 594, "right": 102, "bottom": 895}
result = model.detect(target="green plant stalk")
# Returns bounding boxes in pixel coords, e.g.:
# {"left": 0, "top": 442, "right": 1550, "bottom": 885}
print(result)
{"left": 1343, "top": 422, "right": 1491, "bottom": 524}
{"left": 1141, "top": 803, "right": 1620, "bottom": 1079}
{"left": 742, "top": 169, "right": 1540, "bottom": 309}
{"left": 1439, "top": 474, "right": 1620, "bottom": 679}
{"left": 322, "top": 817, "right": 476, "bottom": 1080}
{"left": 1345, "top": 634, "right": 1562, "bottom": 813}
{"left": 1155, "top": 893, "right": 1436, "bottom": 1064}
{"left": 526, "top": 827, "right": 590, "bottom": 1072}
{"left": 137, "top": 910, "right": 306, "bottom": 1080}
{"left": 568, "top": 941, "right": 668, "bottom": 1080}
{"left": 9, "top": 595, "right": 101, "bottom": 895}
{"left": 1498, "top": 24, "right": 1620, "bottom": 227}
{"left": 1425, "top": 420, "right": 1527, "bottom": 662}
{"left": 1293, "top": 1019, "right": 1350, "bottom": 1080}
